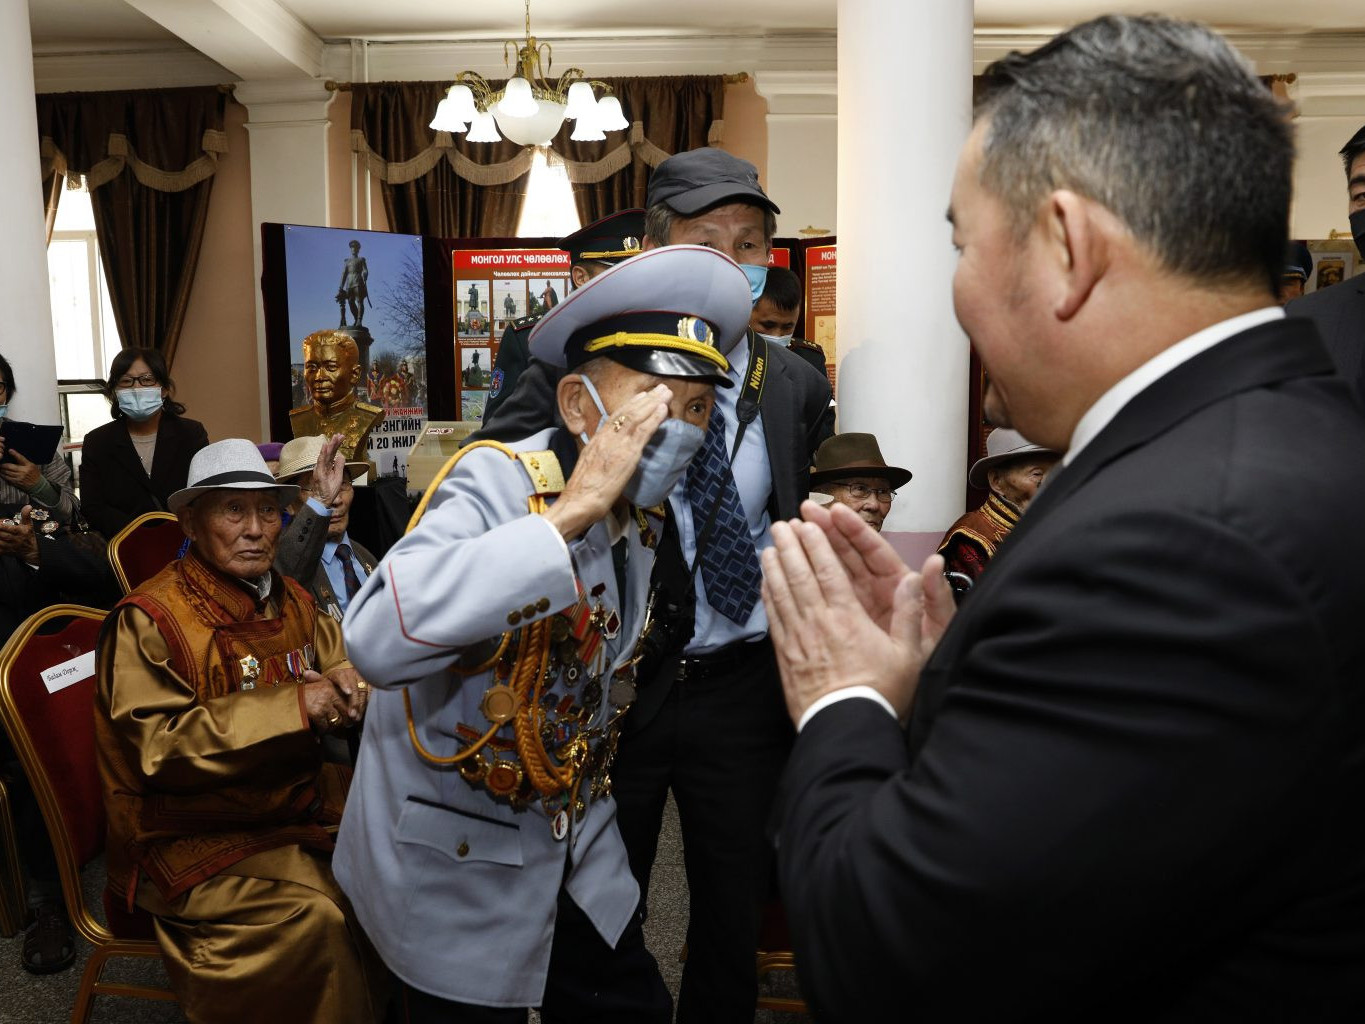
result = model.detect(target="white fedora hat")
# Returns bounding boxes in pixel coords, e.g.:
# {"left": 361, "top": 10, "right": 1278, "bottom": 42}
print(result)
{"left": 274, "top": 435, "right": 368, "bottom": 484}
{"left": 169, "top": 438, "right": 300, "bottom": 513}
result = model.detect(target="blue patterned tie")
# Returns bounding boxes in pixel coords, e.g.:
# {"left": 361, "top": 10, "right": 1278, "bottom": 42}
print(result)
{"left": 685, "top": 406, "right": 762, "bottom": 623}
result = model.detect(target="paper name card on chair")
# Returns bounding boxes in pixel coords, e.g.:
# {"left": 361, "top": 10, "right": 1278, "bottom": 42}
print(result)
{"left": 41, "top": 652, "right": 95, "bottom": 695}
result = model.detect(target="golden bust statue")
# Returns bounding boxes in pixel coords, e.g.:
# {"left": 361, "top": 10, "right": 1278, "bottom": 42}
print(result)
{"left": 289, "top": 330, "right": 384, "bottom": 461}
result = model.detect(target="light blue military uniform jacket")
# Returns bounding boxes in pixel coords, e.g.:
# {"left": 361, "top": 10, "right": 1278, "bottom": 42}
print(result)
{"left": 335, "top": 429, "right": 651, "bottom": 1006}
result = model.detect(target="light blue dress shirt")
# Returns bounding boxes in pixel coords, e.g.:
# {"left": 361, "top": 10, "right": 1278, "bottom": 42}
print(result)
{"left": 667, "top": 334, "right": 774, "bottom": 654}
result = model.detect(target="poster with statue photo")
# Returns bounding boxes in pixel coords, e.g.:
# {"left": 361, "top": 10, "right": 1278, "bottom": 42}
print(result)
{"left": 451, "top": 247, "right": 571, "bottom": 420}
{"left": 282, "top": 224, "right": 428, "bottom": 479}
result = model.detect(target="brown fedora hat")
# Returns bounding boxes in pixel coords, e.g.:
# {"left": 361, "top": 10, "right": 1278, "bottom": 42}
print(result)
{"left": 809, "top": 433, "right": 912, "bottom": 490}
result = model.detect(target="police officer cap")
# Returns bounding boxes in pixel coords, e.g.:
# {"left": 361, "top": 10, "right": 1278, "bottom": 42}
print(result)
{"left": 558, "top": 209, "right": 645, "bottom": 266}
{"left": 646, "top": 148, "right": 780, "bottom": 216}
{"left": 1282, "top": 241, "right": 1312, "bottom": 282}
{"left": 528, "top": 245, "right": 751, "bottom": 388}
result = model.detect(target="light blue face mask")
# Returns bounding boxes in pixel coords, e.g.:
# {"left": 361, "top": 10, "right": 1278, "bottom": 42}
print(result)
{"left": 754, "top": 332, "right": 793, "bottom": 348}
{"left": 578, "top": 375, "right": 706, "bottom": 507}
{"left": 740, "top": 263, "right": 769, "bottom": 305}
{"left": 117, "top": 386, "right": 164, "bottom": 422}
{"left": 0, "top": 405, "right": 7, "bottom": 420}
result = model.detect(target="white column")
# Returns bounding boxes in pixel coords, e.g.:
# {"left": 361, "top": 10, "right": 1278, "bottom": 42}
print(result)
{"left": 835, "top": 0, "right": 973, "bottom": 555}
{"left": 755, "top": 71, "right": 838, "bottom": 237}
{"left": 236, "top": 80, "right": 333, "bottom": 439}
{"left": 0, "top": 1, "right": 58, "bottom": 423}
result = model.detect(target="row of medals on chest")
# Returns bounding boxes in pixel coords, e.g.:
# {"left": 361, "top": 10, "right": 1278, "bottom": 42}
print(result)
{"left": 460, "top": 582, "right": 638, "bottom": 838}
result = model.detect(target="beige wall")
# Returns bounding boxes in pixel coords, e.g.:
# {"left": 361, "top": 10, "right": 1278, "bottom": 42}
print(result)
{"left": 171, "top": 100, "right": 260, "bottom": 443}
{"left": 717, "top": 78, "right": 769, "bottom": 187}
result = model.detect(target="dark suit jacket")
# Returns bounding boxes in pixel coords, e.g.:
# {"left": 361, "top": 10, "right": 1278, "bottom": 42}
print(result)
{"left": 481, "top": 319, "right": 535, "bottom": 425}
{"left": 777, "top": 317, "right": 1365, "bottom": 1022}
{"left": 79, "top": 414, "right": 209, "bottom": 538}
{"left": 1286, "top": 274, "right": 1365, "bottom": 405}
{"left": 306, "top": 537, "right": 377, "bottom": 623}
{"left": 0, "top": 536, "right": 120, "bottom": 642}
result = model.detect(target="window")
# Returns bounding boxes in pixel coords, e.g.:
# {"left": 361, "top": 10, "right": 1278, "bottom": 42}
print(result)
{"left": 515, "top": 147, "right": 582, "bottom": 238}
{"left": 47, "top": 182, "right": 120, "bottom": 466}
{"left": 48, "top": 182, "right": 119, "bottom": 383}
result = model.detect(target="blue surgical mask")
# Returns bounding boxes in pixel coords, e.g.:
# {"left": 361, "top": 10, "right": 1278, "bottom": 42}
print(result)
{"left": 740, "top": 263, "right": 769, "bottom": 305}
{"left": 0, "top": 405, "right": 7, "bottom": 420}
{"left": 755, "top": 332, "right": 793, "bottom": 348}
{"left": 578, "top": 375, "right": 706, "bottom": 507}
{"left": 117, "top": 386, "right": 164, "bottom": 422}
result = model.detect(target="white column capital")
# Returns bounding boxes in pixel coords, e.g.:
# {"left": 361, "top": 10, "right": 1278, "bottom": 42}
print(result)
{"left": 753, "top": 70, "right": 838, "bottom": 117}
{"left": 235, "top": 79, "right": 334, "bottom": 125}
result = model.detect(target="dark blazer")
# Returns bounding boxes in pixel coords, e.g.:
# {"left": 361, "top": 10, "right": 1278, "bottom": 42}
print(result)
{"left": 0, "top": 536, "right": 120, "bottom": 642}
{"left": 306, "top": 537, "right": 377, "bottom": 624}
{"left": 1287, "top": 274, "right": 1365, "bottom": 405}
{"left": 79, "top": 414, "right": 209, "bottom": 538}
{"left": 777, "top": 317, "right": 1365, "bottom": 1022}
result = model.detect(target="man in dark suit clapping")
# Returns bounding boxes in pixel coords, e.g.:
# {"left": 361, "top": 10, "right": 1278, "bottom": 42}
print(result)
{"left": 762, "top": 15, "right": 1365, "bottom": 1022}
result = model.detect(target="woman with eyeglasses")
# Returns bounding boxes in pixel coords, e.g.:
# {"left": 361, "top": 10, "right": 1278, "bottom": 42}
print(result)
{"left": 0, "top": 352, "right": 77, "bottom": 522}
{"left": 79, "top": 347, "right": 209, "bottom": 538}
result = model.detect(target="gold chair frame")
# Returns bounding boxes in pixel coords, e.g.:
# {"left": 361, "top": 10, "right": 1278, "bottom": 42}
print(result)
{"left": 106, "top": 511, "right": 180, "bottom": 596}
{"left": 0, "top": 604, "right": 176, "bottom": 1022}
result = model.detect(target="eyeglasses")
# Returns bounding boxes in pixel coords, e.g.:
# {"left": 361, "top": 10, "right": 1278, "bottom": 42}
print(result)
{"left": 838, "top": 483, "right": 897, "bottom": 504}
{"left": 115, "top": 374, "right": 159, "bottom": 389}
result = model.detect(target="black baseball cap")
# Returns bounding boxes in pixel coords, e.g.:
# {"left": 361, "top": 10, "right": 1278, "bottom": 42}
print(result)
{"left": 646, "top": 148, "right": 780, "bottom": 216}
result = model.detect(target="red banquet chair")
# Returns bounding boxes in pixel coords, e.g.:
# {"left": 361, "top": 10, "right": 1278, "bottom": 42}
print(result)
{"left": 0, "top": 605, "right": 175, "bottom": 1023}
{"left": 107, "top": 512, "right": 183, "bottom": 595}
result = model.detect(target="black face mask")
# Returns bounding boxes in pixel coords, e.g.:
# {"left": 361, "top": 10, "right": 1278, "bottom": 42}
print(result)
{"left": 1351, "top": 208, "right": 1365, "bottom": 262}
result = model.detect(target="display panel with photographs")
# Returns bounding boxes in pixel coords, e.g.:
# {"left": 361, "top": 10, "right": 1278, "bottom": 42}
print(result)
{"left": 282, "top": 224, "right": 428, "bottom": 478}
{"left": 451, "top": 248, "right": 572, "bottom": 421}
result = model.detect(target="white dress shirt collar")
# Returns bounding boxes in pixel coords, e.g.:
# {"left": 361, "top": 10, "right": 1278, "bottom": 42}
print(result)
{"left": 1064, "top": 306, "right": 1284, "bottom": 466}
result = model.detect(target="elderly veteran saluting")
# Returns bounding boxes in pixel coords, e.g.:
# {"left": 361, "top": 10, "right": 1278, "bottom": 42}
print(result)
{"left": 335, "top": 245, "right": 751, "bottom": 1023}
{"left": 93, "top": 438, "right": 385, "bottom": 1024}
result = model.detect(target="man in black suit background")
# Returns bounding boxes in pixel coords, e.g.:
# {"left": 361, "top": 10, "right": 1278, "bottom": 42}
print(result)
{"left": 1287, "top": 124, "right": 1365, "bottom": 405}
{"left": 761, "top": 15, "right": 1365, "bottom": 1022}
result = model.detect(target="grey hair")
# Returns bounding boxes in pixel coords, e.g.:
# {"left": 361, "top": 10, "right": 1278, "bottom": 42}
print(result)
{"left": 644, "top": 201, "right": 777, "bottom": 248}
{"left": 975, "top": 14, "right": 1293, "bottom": 295}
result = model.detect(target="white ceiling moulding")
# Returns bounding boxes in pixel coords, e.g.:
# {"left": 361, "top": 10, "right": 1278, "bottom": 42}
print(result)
{"left": 32, "top": 45, "right": 232, "bottom": 92}
{"left": 320, "top": 33, "right": 837, "bottom": 84}
{"left": 122, "top": 0, "right": 324, "bottom": 80}
{"left": 753, "top": 70, "right": 837, "bottom": 118}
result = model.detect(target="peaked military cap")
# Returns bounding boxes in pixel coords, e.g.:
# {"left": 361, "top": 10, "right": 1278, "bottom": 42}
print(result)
{"left": 559, "top": 209, "right": 645, "bottom": 266}
{"left": 528, "top": 245, "right": 751, "bottom": 388}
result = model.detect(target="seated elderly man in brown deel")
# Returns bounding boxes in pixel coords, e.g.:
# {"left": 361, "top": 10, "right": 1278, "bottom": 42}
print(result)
{"left": 939, "top": 427, "right": 1059, "bottom": 582}
{"left": 809, "top": 432, "right": 911, "bottom": 533}
{"left": 93, "top": 439, "right": 385, "bottom": 1024}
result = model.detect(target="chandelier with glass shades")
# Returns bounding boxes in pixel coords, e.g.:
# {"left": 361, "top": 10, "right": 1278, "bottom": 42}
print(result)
{"left": 429, "top": 0, "right": 629, "bottom": 147}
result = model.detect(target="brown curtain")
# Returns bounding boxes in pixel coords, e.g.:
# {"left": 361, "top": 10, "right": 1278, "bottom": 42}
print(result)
{"left": 351, "top": 82, "right": 530, "bottom": 237}
{"left": 552, "top": 75, "right": 726, "bottom": 224}
{"left": 42, "top": 172, "right": 62, "bottom": 245}
{"left": 35, "top": 86, "right": 228, "bottom": 366}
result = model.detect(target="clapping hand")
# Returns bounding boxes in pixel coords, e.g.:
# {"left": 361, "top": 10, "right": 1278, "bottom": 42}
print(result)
{"left": 761, "top": 501, "right": 956, "bottom": 725}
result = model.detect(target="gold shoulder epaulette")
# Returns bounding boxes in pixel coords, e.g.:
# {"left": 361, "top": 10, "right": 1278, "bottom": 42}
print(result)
{"left": 357, "top": 401, "right": 384, "bottom": 414}
{"left": 516, "top": 450, "right": 565, "bottom": 496}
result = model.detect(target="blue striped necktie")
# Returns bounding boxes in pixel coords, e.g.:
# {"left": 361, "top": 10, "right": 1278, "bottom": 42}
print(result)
{"left": 684, "top": 406, "right": 762, "bottom": 624}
